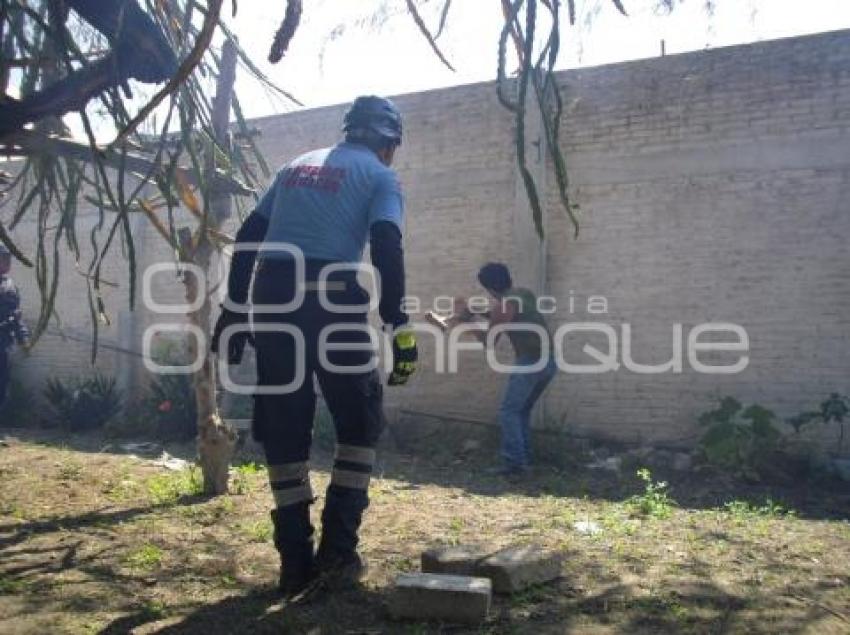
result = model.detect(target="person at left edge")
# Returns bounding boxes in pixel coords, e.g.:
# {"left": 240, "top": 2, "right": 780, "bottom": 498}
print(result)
{"left": 211, "top": 96, "right": 417, "bottom": 597}
{"left": 0, "top": 245, "right": 30, "bottom": 409}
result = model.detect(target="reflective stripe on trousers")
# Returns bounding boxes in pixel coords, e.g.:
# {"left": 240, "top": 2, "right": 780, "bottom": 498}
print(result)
{"left": 267, "top": 461, "right": 313, "bottom": 508}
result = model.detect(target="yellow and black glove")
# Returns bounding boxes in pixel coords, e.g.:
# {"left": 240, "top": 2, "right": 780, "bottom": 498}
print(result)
{"left": 388, "top": 329, "right": 417, "bottom": 386}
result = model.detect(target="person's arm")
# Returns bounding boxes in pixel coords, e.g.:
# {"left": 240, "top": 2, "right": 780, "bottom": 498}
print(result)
{"left": 474, "top": 297, "right": 517, "bottom": 346}
{"left": 367, "top": 168, "right": 407, "bottom": 327}
{"left": 225, "top": 212, "right": 269, "bottom": 306}
{"left": 369, "top": 220, "right": 407, "bottom": 327}
{"left": 212, "top": 180, "right": 275, "bottom": 361}
{"left": 223, "top": 173, "right": 278, "bottom": 306}
{"left": 367, "top": 168, "right": 416, "bottom": 386}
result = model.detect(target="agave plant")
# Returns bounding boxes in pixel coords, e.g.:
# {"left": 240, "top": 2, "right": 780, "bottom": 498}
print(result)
{"left": 44, "top": 373, "right": 122, "bottom": 431}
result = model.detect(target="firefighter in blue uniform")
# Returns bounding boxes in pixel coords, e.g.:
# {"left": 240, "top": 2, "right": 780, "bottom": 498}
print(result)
{"left": 212, "top": 96, "right": 417, "bottom": 596}
{"left": 0, "top": 245, "right": 30, "bottom": 409}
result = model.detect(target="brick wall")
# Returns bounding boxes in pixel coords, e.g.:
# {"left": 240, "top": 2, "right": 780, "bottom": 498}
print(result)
{"left": 5, "top": 29, "right": 849, "bottom": 449}
{"left": 543, "top": 29, "right": 850, "bottom": 444}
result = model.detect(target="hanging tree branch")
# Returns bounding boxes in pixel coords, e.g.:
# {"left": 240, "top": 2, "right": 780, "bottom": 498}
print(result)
{"left": 268, "top": 0, "right": 302, "bottom": 63}
{"left": 108, "top": 0, "right": 225, "bottom": 148}
{"left": 405, "top": 0, "right": 456, "bottom": 72}
{"left": 0, "top": 0, "right": 299, "bottom": 344}
{"left": 0, "top": 0, "right": 177, "bottom": 138}
{"left": 494, "top": 0, "right": 628, "bottom": 238}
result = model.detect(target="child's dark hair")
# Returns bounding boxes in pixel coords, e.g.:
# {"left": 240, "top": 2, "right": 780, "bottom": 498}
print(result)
{"left": 477, "top": 262, "right": 512, "bottom": 294}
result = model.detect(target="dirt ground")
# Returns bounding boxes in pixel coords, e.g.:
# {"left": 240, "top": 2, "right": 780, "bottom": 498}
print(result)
{"left": 1, "top": 427, "right": 849, "bottom": 635}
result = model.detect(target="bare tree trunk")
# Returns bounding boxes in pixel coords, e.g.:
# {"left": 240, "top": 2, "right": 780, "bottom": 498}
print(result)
{"left": 186, "top": 39, "right": 239, "bottom": 495}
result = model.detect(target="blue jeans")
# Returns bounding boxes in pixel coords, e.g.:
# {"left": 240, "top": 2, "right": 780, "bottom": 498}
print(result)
{"left": 499, "top": 356, "right": 557, "bottom": 469}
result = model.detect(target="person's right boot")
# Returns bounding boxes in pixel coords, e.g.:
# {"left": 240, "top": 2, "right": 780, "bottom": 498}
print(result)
{"left": 270, "top": 504, "right": 315, "bottom": 597}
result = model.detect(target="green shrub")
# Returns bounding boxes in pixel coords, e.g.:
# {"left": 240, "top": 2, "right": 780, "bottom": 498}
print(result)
{"left": 627, "top": 468, "right": 675, "bottom": 519}
{"left": 789, "top": 393, "right": 849, "bottom": 455}
{"left": 697, "top": 397, "right": 781, "bottom": 479}
{"left": 44, "top": 373, "right": 122, "bottom": 432}
{"left": 723, "top": 498, "right": 795, "bottom": 519}
{"left": 0, "top": 377, "right": 35, "bottom": 427}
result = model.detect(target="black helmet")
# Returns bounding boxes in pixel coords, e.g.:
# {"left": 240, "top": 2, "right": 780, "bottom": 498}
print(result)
{"left": 343, "top": 95, "right": 403, "bottom": 146}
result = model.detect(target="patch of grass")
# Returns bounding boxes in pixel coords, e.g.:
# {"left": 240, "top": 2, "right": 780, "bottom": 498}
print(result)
{"left": 102, "top": 476, "right": 141, "bottom": 502}
{"left": 393, "top": 555, "right": 417, "bottom": 573}
{"left": 242, "top": 519, "right": 273, "bottom": 543}
{"left": 219, "top": 573, "right": 239, "bottom": 588}
{"left": 599, "top": 507, "right": 639, "bottom": 536}
{"left": 723, "top": 498, "right": 796, "bottom": 519}
{"left": 230, "top": 461, "right": 264, "bottom": 495}
{"left": 447, "top": 516, "right": 465, "bottom": 545}
{"left": 628, "top": 593, "right": 689, "bottom": 623}
{"left": 56, "top": 461, "right": 85, "bottom": 481}
{"left": 0, "top": 574, "right": 27, "bottom": 594}
{"left": 234, "top": 461, "right": 264, "bottom": 476}
{"left": 511, "top": 583, "right": 552, "bottom": 607}
{"left": 125, "top": 543, "right": 164, "bottom": 570}
{"left": 626, "top": 468, "right": 676, "bottom": 519}
{"left": 146, "top": 467, "right": 203, "bottom": 504}
{"left": 72, "top": 621, "right": 104, "bottom": 635}
{"left": 139, "top": 600, "right": 169, "bottom": 620}
{"left": 0, "top": 502, "right": 27, "bottom": 520}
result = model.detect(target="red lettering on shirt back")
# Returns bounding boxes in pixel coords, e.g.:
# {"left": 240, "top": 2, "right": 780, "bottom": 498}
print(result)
{"left": 283, "top": 165, "right": 347, "bottom": 194}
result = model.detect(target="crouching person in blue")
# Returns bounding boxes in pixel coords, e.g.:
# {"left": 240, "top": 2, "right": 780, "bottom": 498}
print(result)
{"left": 0, "top": 245, "right": 30, "bottom": 409}
{"left": 212, "top": 96, "right": 417, "bottom": 598}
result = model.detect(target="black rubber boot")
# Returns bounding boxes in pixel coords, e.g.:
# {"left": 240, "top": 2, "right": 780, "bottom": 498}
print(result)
{"left": 315, "top": 485, "right": 368, "bottom": 587}
{"left": 270, "top": 504, "right": 315, "bottom": 597}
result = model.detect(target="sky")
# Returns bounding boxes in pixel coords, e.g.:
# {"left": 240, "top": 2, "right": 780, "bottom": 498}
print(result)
{"left": 222, "top": 0, "right": 850, "bottom": 120}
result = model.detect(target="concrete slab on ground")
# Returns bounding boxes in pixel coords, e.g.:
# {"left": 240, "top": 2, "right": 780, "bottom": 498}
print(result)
{"left": 390, "top": 572, "right": 492, "bottom": 624}
{"left": 476, "top": 544, "right": 563, "bottom": 593}
{"left": 421, "top": 544, "right": 491, "bottom": 576}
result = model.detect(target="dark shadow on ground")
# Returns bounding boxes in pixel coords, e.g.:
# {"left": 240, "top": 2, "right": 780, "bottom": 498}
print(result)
{"left": 91, "top": 557, "right": 847, "bottom": 635}
{"left": 0, "top": 495, "right": 211, "bottom": 550}
{"left": 3, "top": 424, "right": 849, "bottom": 522}
{"left": 99, "top": 585, "right": 390, "bottom": 635}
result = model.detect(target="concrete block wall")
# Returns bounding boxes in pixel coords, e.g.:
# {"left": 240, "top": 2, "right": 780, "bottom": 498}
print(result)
{"left": 4, "top": 28, "right": 849, "bottom": 449}
{"left": 543, "top": 29, "right": 850, "bottom": 444}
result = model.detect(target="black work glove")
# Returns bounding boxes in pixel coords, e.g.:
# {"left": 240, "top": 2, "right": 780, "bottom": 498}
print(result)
{"left": 211, "top": 306, "right": 253, "bottom": 364}
{"left": 388, "top": 328, "right": 418, "bottom": 386}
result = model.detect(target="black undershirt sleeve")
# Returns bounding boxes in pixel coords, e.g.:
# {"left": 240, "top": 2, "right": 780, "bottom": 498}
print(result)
{"left": 369, "top": 220, "right": 408, "bottom": 328}
{"left": 226, "top": 212, "right": 269, "bottom": 306}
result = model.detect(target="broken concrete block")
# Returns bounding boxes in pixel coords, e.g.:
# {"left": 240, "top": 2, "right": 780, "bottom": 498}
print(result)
{"left": 390, "top": 573, "right": 492, "bottom": 624}
{"left": 421, "top": 544, "right": 490, "bottom": 576}
{"left": 475, "top": 544, "right": 563, "bottom": 593}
